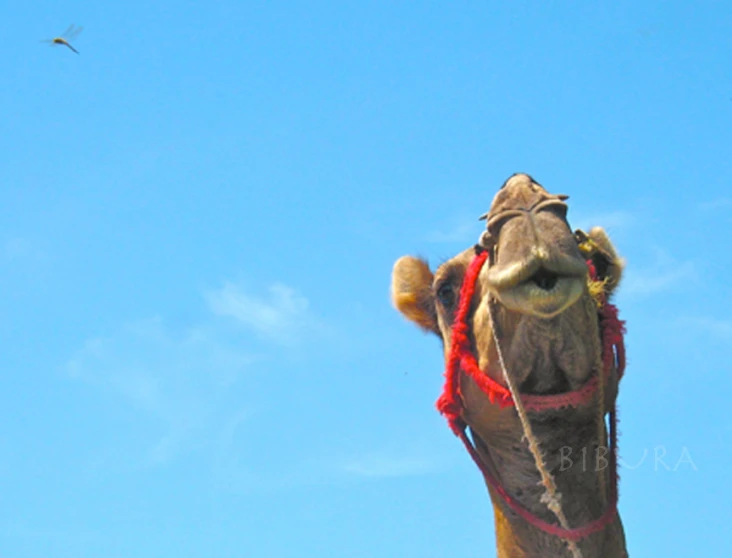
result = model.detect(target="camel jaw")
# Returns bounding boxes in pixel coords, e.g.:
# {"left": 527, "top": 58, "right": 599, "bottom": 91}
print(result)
{"left": 485, "top": 248, "right": 587, "bottom": 318}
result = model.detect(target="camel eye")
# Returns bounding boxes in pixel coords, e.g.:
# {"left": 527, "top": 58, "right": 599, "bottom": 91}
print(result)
{"left": 436, "top": 283, "right": 456, "bottom": 309}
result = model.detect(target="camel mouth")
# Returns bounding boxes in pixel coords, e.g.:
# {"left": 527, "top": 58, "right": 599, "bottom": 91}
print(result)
{"left": 494, "top": 273, "right": 585, "bottom": 318}
{"left": 485, "top": 251, "right": 587, "bottom": 318}
{"left": 530, "top": 267, "right": 560, "bottom": 291}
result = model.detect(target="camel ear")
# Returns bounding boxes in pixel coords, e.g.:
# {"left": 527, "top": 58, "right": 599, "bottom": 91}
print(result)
{"left": 391, "top": 256, "right": 439, "bottom": 334}
{"left": 584, "top": 227, "right": 624, "bottom": 296}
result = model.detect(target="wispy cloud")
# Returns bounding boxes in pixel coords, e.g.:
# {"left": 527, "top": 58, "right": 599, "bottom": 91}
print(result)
{"left": 698, "top": 198, "right": 732, "bottom": 211}
{"left": 206, "top": 282, "right": 323, "bottom": 345}
{"left": 1, "top": 235, "right": 47, "bottom": 265}
{"left": 423, "top": 220, "right": 479, "bottom": 244}
{"left": 622, "top": 263, "right": 696, "bottom": 296}
{"left": 620, "top": 247, "right": 697, "bottom": 296}
{"left": 67, "top": 280, "right": 323, "bottom": 466}
{"left": 67, "top": 316, "right": 255, "bottom": 464}
{"left": 571, "top": 210, "right": 636, "bottom": 234}
{"left": 675, "top": 317, "right": 732, "bottom": 340}
{"left": 337, "top": 453, "right": 438, "bottom": 478}
{"left": 2, "top": 236, "right": 32, "bottom": 259}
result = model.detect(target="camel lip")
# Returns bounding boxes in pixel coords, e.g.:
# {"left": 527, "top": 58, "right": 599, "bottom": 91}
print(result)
{"left": 492, "top": 276, "right": 585, "bottom": 318}
{"left": 484, "top": 249, "right": 588, "bottom": 292}
{"left": 484, "top": 248, "right": 588, "bottom": 318}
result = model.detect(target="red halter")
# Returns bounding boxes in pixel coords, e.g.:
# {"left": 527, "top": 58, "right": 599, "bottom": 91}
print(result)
{"left": 436, "top": 248, "right": 626, "bottom": 542}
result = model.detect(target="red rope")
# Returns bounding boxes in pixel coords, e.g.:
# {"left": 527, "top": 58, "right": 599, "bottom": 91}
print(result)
{"left": 587, "top": 260, "right": 626, "bottom": 381}
{"left": 437, "top": 251, "right": 626, "bottom": 541}
{"left": 436, "top": 249, "right": 490, "bottom": 435}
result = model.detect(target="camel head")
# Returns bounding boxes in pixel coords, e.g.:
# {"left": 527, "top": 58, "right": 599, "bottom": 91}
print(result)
{"left": 391, "top": 173, "right": 629, "bottom": 557}
{"left": 391, "top": 173, "right": 623, "bottom": 397}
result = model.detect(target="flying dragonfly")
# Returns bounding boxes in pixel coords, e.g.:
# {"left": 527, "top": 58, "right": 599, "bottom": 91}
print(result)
{"left": 41, "top": 24, "right": 83, "bottom": 54}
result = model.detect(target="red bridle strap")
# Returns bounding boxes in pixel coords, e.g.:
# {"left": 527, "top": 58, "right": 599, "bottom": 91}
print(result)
{"left": 458, "top": 428, "right": 619, "bottom": 542}
{"left": 436, "top": 250, "right": 493, "bottom": 434}
{"left": 437, "top": 249, "right": 625, "bottom": 542}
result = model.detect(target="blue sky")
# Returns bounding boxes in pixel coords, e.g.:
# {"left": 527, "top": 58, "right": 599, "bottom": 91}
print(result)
{"left": 2, "top": 1, "right": 731, "bottom": 556}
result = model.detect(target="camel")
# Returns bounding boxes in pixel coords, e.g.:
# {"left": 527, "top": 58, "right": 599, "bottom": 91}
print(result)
{"left": 391, "top": 174, "right": 629, "bottom": 557}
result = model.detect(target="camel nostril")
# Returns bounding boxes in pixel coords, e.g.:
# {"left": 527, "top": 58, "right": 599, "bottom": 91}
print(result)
{"left": 530, "top": 268, "right": 559, "bottom": 290}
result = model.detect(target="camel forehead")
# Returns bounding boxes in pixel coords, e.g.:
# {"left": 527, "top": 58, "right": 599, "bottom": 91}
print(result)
{"left": 489, "top": 173, "right": 558, "bottom": 214}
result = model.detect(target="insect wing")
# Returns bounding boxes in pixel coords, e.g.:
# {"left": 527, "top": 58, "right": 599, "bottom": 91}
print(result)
{"left": 65, "top": 25, "right": 83, "bottom": 41}
{"left": 59, "top": 24, "right": 74, "bottom": 38}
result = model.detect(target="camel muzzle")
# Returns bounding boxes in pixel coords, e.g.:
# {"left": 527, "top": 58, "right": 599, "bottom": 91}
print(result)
{"left": 483, "top": 246, "right": 588, "bottom": 318}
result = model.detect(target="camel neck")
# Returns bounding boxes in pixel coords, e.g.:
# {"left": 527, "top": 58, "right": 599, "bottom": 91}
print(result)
{"left": 471, "top": 411, "right": 628, "bottom": 557}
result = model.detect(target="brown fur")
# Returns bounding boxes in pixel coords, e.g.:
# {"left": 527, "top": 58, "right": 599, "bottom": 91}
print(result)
{"left": 391, "top": 174, "right": 628, "bottom": 557}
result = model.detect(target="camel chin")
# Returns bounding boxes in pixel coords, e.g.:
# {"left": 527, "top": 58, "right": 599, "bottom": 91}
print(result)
{"left": 493, "top": 275, "right": 585, "bottom": 318}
